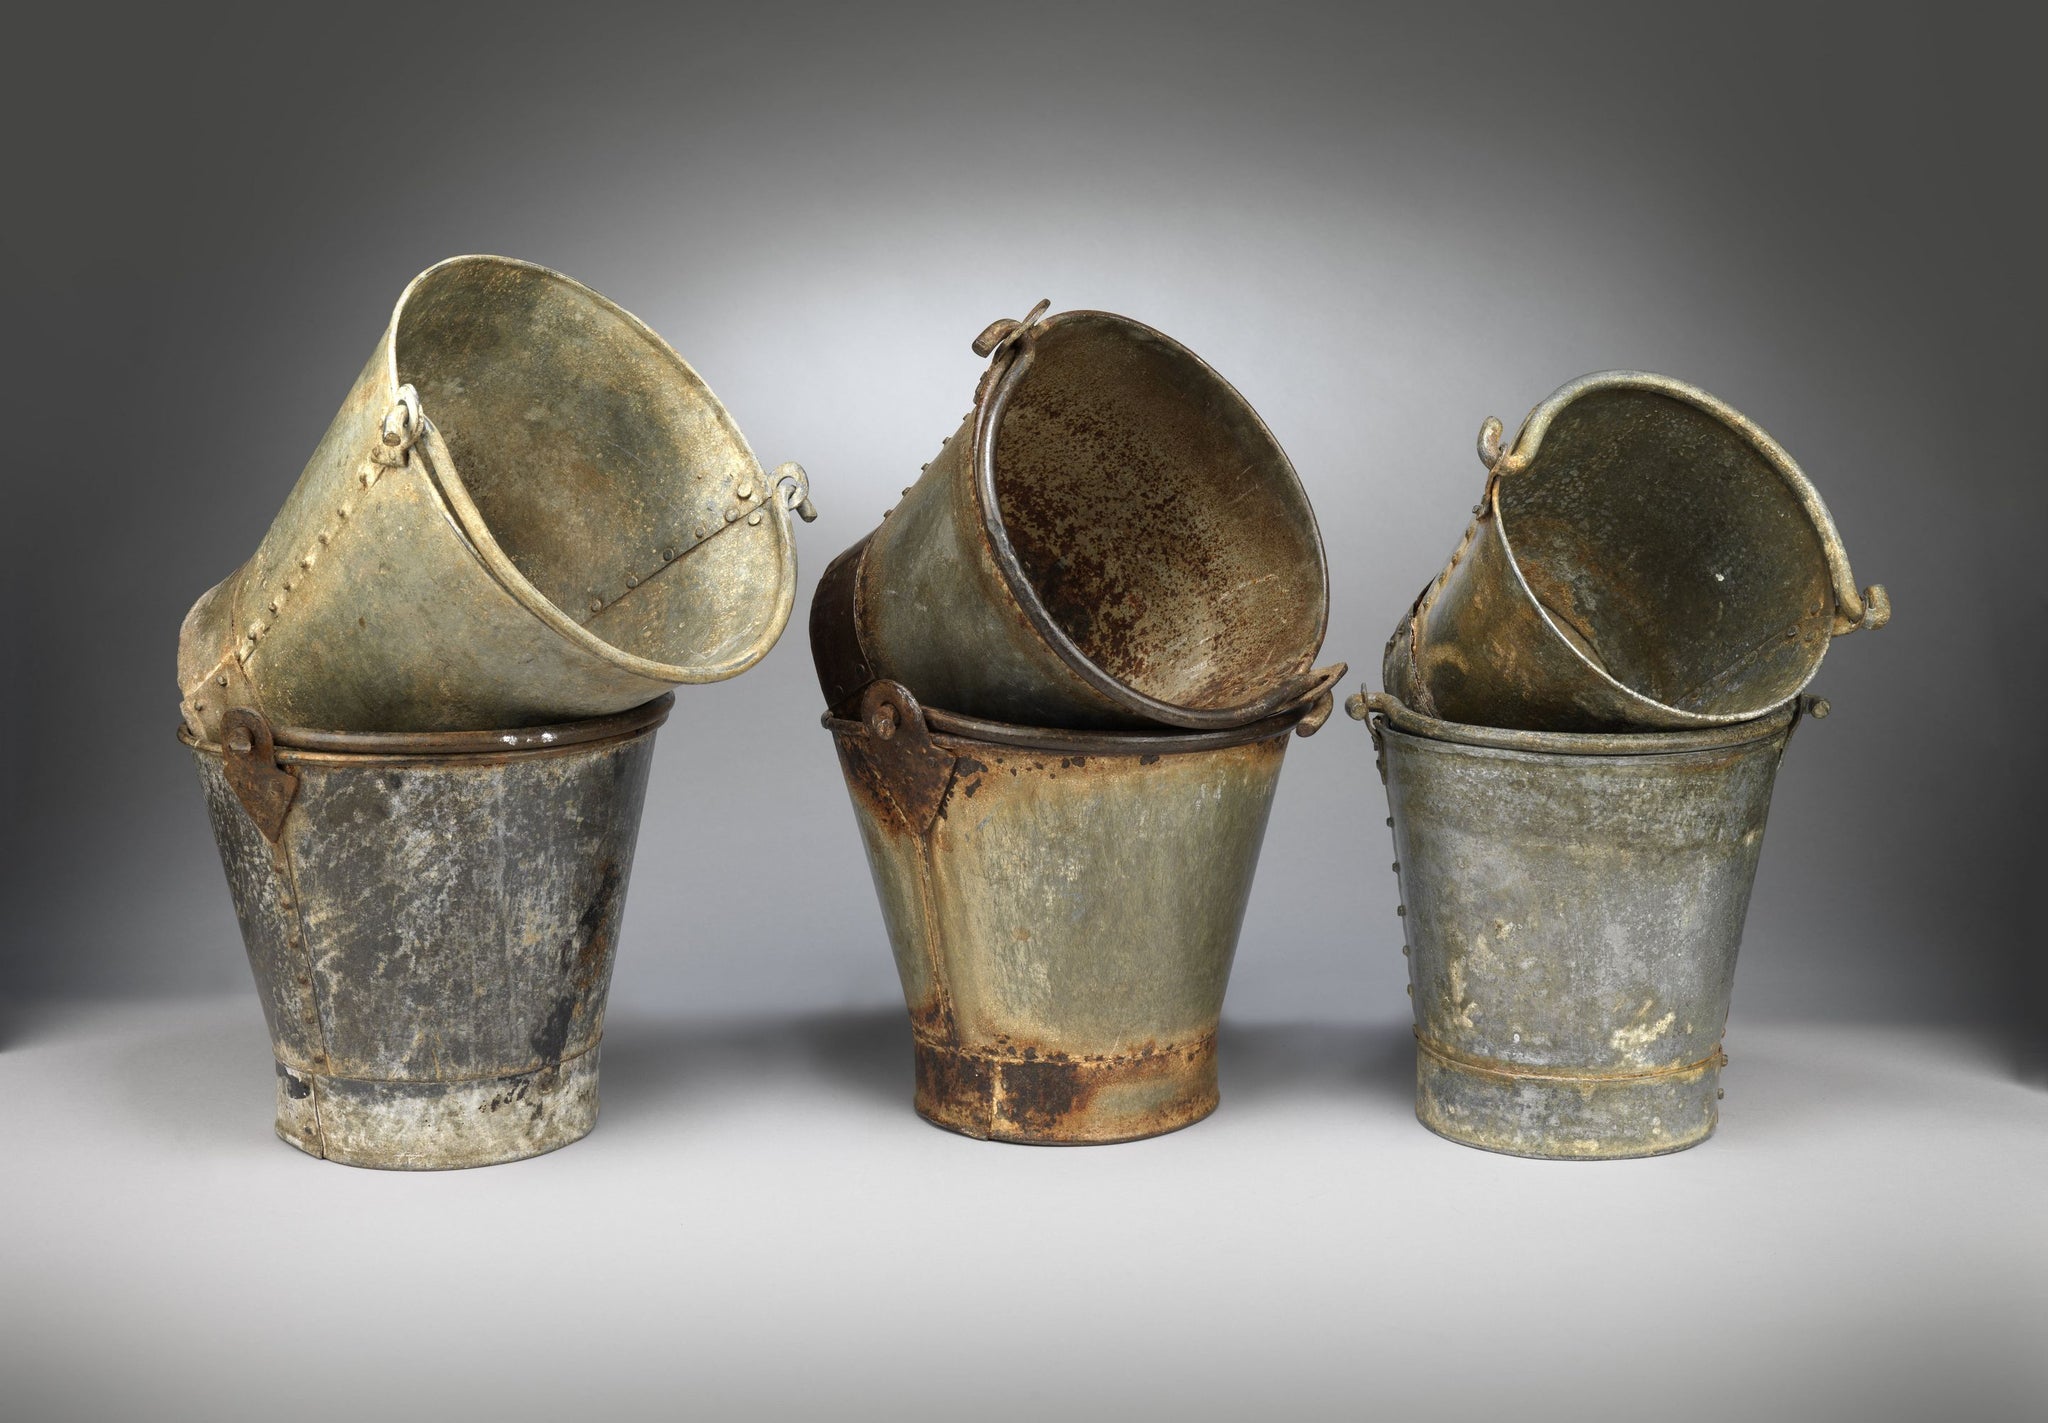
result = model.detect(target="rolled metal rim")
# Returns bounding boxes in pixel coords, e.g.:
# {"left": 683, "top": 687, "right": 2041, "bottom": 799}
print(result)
{"left": 1477, "top": 370, "right": 1885, "bottom": 727}
{"left": 973, "top": 310, "right": 1332, "bottom": 730}
{"left": 181, "top": 694, "right": 674, "bottom": 762}
{"left": 395, "top": 255, "right": 798, "bottom": 687}
{"left": 824, "top": 667, "right": 1340, "bottom": 755}
{"left": 1357, "top": 688, "right": 1798, "bottom": 757}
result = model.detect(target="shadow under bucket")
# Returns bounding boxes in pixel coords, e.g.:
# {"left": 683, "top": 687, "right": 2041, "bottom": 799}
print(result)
{"left": 184, "top": 697, "right": 668, "bottom": 1169}
{"left": 1351, "top": 689, "right": 1818, "bottom": 1159}
{"left": 1385, "top": 372, "right": 1887, "bottom": 732}
{"left": 826, "top": 677, "right": 1336, "bottom": 1143}
{"left": 179, "top": 255, "right": 813, "bottom": 744}
{"left": 812, "top": 304, "right": 1329, "bottom": 730}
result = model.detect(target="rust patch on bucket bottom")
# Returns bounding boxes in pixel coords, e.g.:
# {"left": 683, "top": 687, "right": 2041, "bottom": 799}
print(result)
{"left": 913, "top": 1034, "right": 1218, "bottom": 1144}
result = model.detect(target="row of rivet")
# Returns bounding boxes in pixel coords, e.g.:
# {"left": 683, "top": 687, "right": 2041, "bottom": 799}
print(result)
{"left": 584, "top": 479, "right": 770, "bottom": 616}
{"left": 882, "top": 414, "right": 969, "bottom": 522}
{"left": 234, "top": 458, "right": 372, "bottom": 668}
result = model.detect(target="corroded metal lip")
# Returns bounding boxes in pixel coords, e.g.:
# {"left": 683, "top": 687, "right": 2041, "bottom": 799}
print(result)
{"left": 823, "top": 668, "right": 1341, "bottom": 755}
{"left": 972, "top": 309, "right": 1332, "bottom": 730}
{"left": 1358, "top": 689, "right": 1796, "bottom": 757}
{"left": 181, "top": 693, "right": 673, "bottom": 760}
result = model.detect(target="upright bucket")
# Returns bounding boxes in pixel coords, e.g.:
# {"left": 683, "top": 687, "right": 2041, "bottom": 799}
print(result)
{"left": 1384, "top": 371, "right": 1886, "bottom": 732}
{"left": 184, "top": 697, "right": 668, "bottom": 1169}
{"left": 178, "top": 255, "right": 814, "bottom": 744}
{"left": 811, "top": 303, "right": 1330, "bottom": 730}
{"left": 1351, "top": 689, "right": 1815, "bottom": 1159}
{"left": 826, "top": 678, "right": 1334, "bottom": 1143}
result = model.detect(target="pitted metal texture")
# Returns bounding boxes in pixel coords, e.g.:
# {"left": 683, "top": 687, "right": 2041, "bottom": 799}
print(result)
{"left": 1357, "top": 690, "right": 1809, "bottom": 1159}
{"left": 186, "top": 697, "right": 667, "bottom": 1169}
{"left": 811, "top": 306, "right": 1330, "bottom": 730}
{"left": 825, "top": 680, "right": 1328, "bottom": 1143}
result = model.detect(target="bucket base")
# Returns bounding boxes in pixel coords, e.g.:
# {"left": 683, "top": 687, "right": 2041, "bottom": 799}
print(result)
{"left": 1414, "top": 1037, "right": 1721, "bottom": 1160}
{"left": 913, "top": 1036, "right": 1218, "bottom": 1145}
{"left": 271, "top": 1041, "right": 603, "bottom": 1170}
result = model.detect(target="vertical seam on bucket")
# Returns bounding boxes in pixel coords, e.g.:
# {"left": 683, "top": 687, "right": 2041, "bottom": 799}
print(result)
{"left": 273, "top": 832, "right": 332, "bottom": 1157}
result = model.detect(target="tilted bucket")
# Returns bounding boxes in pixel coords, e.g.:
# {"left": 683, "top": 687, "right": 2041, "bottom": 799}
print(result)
{"left": 1384, "top": 371, "right": 1887, "bottom": 732}
{"left": 811, "top": 303, "right": 1330, "bottom": 730}
{"left": 1349, "top": 689, "right": 1819, "bottom": 1159}
{"left": 184, "top": 697, "right": 668, "bottom": 1168}
{"left": 178, "top": 255, "right": 814, "bottom": 743}
{"left": 826, "top": 677, "right": 1336, "bottom": 1143}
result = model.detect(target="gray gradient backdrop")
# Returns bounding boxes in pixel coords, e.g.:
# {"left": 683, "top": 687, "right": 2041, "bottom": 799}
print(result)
{"left": 8, "top": 2, "right": 2035, "bottom": 1045}
{"left": 4, "top": 6, "right": 2044, "bottom": 1420}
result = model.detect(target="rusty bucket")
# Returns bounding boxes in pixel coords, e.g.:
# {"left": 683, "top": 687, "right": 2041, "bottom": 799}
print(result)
{"left": 811, "top": 303, "right": 1329, "bottom": 730}
{"left": 183, "top": 697, "right": 668, "bottom": 1169}
{"left": 826, "top": 678, "right": 1336, "bottom": 1143}
{"left": 1384, "top": 372, "right": 1887, "bottom": 732}
{"left": 178, "top": 255, "right": 815, "bottom": 745}
{"left": 1349, "top": 688, "right": 1820, "bottom": 1159}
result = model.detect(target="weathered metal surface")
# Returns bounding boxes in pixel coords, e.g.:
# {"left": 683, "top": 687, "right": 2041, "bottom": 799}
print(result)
{"left": 1352, "top": 689, "right": 1812, "bottom": 1159}
{"left": 178, "top": 255, "right": 814, "bottom": 743}
{"left": 827, "top": 679, "right": 1329, "bottom": 1143}
{"left": 1384, "top": 372, "right": 1887, "bottom": 732}
{"left": 811, "top": 305, "right": 1331, "bottom": 730}
{"left": 185, "top": 696, "right": 667, "bottom": 1169}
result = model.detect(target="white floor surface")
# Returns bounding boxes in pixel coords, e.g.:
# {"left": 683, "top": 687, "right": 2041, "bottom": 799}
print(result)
{"left": 2, "top": 1000, "right": 2043, "bottom": 1422}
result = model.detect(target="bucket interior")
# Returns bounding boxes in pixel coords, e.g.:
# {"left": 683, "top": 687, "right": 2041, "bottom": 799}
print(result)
{"left": 987, "top": 314, "right": 1326, "bottom": 712}
{"left": 1497, "top": 388, "right": 1835, "bottom": 716}
{"left": 395, "top": 259, "right": 779, "bottom": 670}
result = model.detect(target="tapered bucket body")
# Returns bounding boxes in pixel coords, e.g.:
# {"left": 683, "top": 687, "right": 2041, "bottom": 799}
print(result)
{"left": 811, "top": 305, "right": 1329, "bottom": 730}
{"left": 1354, "top": 690, "right": 1810, "bottom": 1159}
{"left": 1384, "top": 371, "right": 1886, "bottom": 732}
{"left": 826, "top": 680, "right": 1326, "bottom": 1143}
{"left": 179, "top": 255, "right": 812, "bottom": 743}
{"left": 184, "top": 697, "right": 667, "bottom": 1168}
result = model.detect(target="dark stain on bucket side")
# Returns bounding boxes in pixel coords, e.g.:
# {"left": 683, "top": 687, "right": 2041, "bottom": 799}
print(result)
{"left": 1355, "top": 689, "right": 1808, "bottom": 1159}
{"left": 826, "top": 679, "right": 1313, "bottom": 1145}
{"left": 186, "top": 699, "right": 665, "bottom": 1170}
{"left": 809, "top": 307, "right": 1329, "bottom": 731}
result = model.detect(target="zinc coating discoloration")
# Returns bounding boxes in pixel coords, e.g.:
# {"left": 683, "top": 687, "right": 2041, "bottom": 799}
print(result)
{"left": 178, "top": 255, "right": 813, "bottom": 743}
{"left": 1384, "top": 371, "right": 1887, "bottom": 733}
{"left": 811, "top": 305, "right": 1331, "bottom": 731}
{"left": 1354, "top": 690, "right": 1809, "bottom": 1159}
{"left": 186, "top": 698, "right": 667, "bottom": 1169}
{"left": 826, "top": 681, "right": 1327, "bottom": 1144}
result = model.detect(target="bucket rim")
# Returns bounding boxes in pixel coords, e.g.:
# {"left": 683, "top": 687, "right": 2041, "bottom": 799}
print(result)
{"left": 1474, "top": 370, "right": 1884, "bottom": 725}
{"left": 971, "top": 307, "right": 1332, "bottom": 730}
{"left": 181, "top": 693, "right": 673, "bottom": 761}
{"left": 1356, "top": 688, "right": 1799, "bottom": 756}
{"left": 389, "top": 255, "right": 799, "bottom": 687}
{"left": 823, "top": 676, "right": 1333, "bottom": 756}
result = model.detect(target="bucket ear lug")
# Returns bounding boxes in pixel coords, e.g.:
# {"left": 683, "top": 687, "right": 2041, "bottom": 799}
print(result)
{"left": 220, "top": 707, "right": 299, "bottom": 843}
{"left": 849, "top": 682, "right": 959, "bottom": 837}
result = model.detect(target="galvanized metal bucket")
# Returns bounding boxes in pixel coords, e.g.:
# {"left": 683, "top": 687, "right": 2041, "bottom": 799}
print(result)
{"left": 1349, "top": 688, "right": 1819, "bottom": 1159}
{"left": 811, "top": 303, "right": 1330, "bottom": 730}
{"left": 1384, "top": 371, "right": 1887, "bottom": 732}
{"left": 826, "top": 676, "right": 1337, "bottom": 1143}
{"left": 178, "top": 255, "right": 814, "bottom": 744}
{"left": 183, "top": 696, "right": 668, "bottom": 1169}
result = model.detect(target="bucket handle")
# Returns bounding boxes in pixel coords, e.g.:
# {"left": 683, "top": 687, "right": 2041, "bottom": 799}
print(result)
{"left": 775, "top": 462, "right": 819, "bottom": 523}
{"left": 1473, "top": 374, "right": 1891, "bottom": 637}
{"left": 1287, "top": 663, "right": 1348, "bottom": 737}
